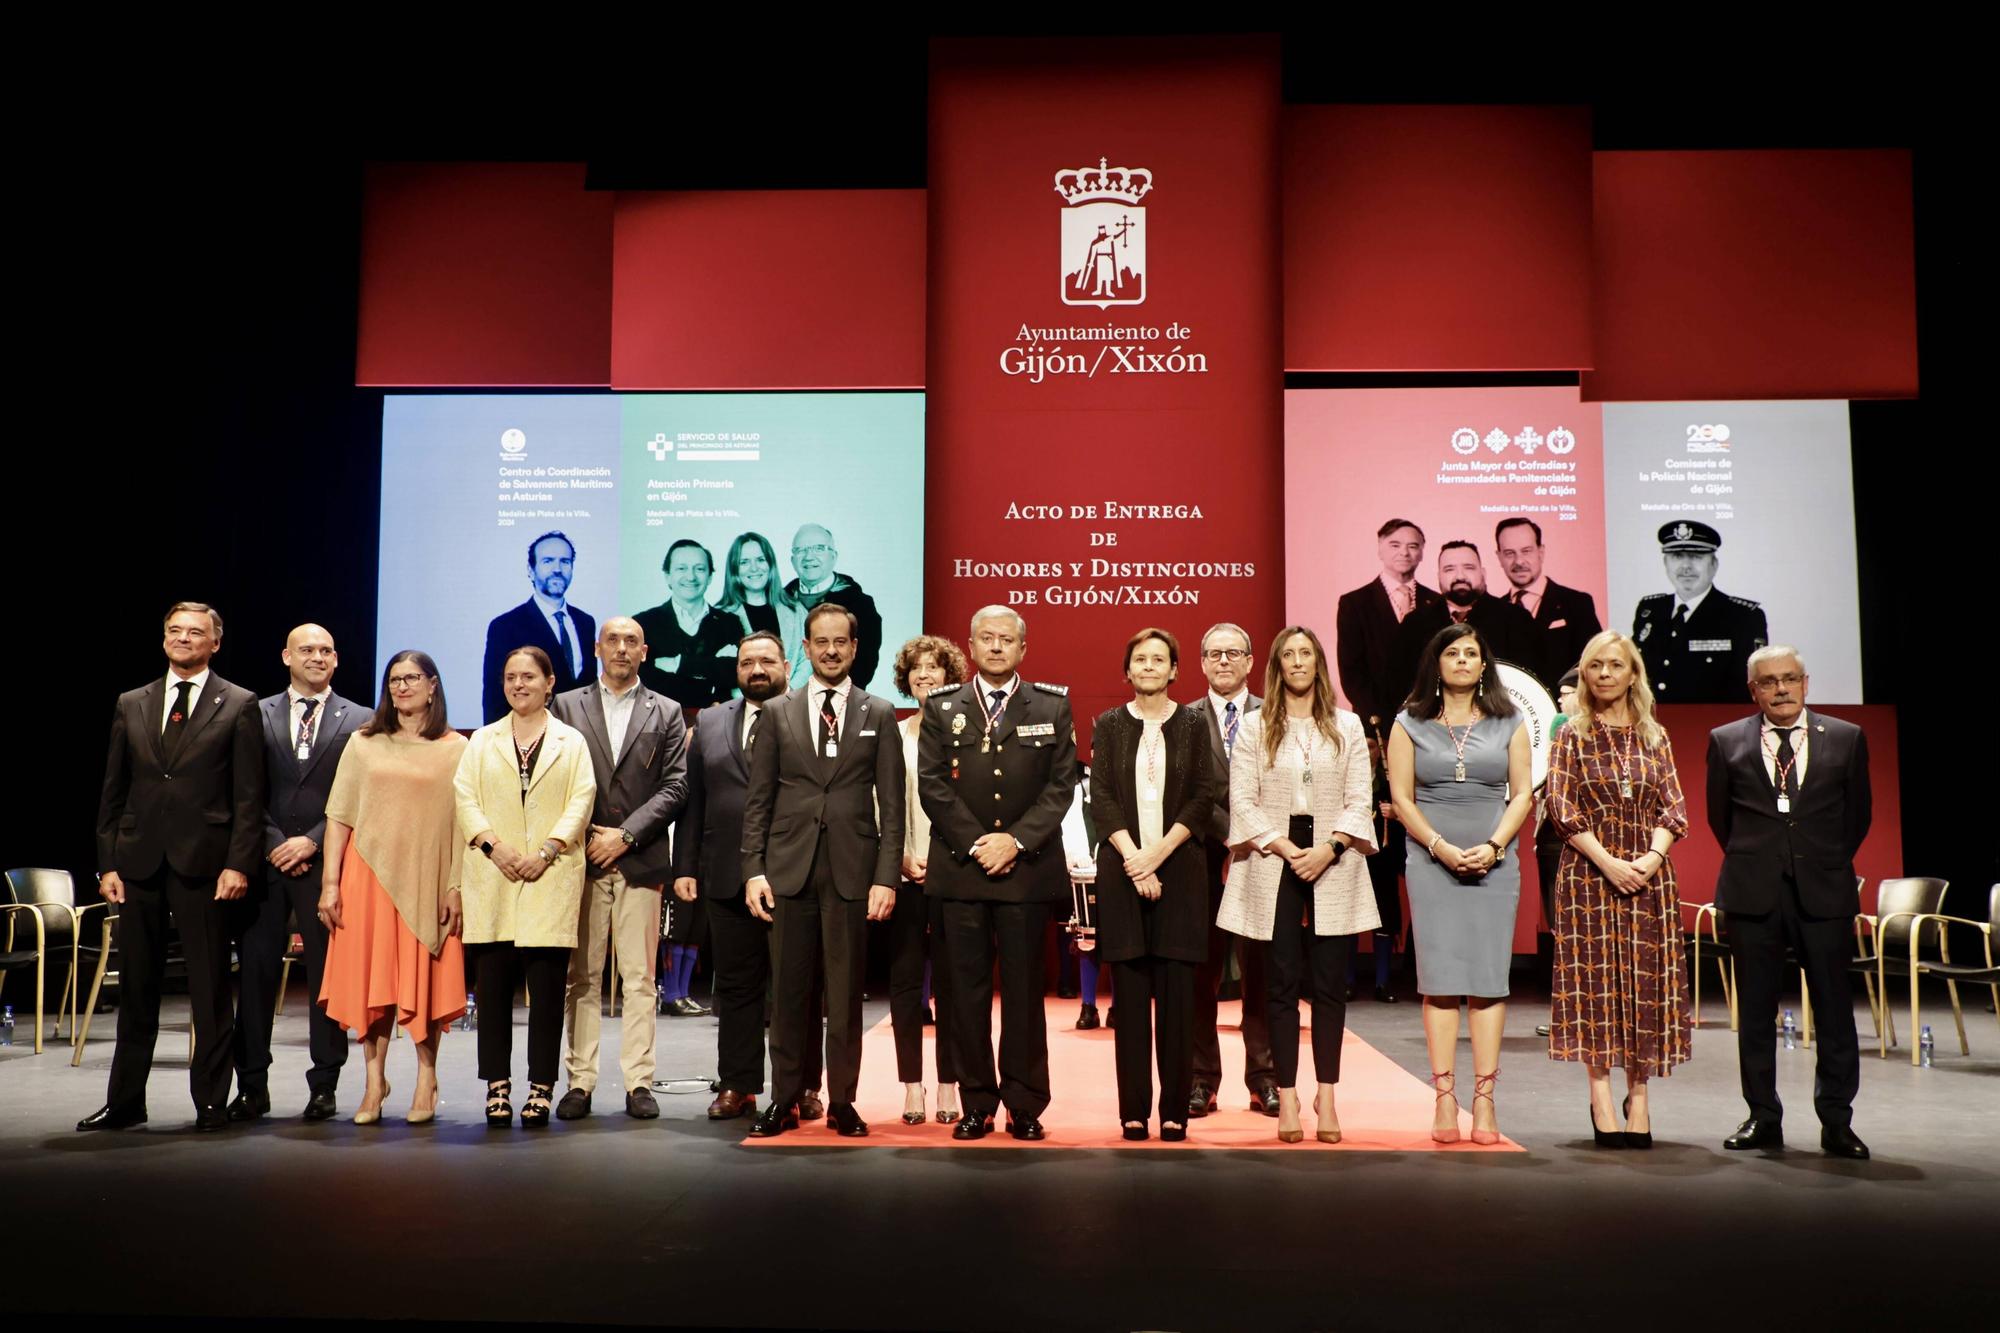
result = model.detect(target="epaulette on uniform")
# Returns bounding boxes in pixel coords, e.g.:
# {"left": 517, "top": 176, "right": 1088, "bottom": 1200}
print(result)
{"left": 1032, "top": 681, "right": 1068, "bottom": 696}
{"left": 1726, "top": 593, "right": 1762, "bottom": 609}
{"left": 928, "top": 682, "right": 961, "bottom": 697}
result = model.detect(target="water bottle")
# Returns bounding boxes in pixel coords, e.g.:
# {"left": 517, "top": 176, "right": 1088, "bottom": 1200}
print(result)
{"left": 1920, "top": 1025, "right": 1934, "bottom": 1068}
{"left": 1, "top": 1004, "right": 13, "bottom": 1046}
{"left": 461, "top": 992, "right": 477, "bottom": 1032}
{"left": 1781, "top": 1010, "right": 1797, "bottom": 1050}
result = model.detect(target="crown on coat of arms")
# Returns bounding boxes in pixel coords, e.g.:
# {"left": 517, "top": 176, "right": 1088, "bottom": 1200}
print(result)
{"left": 1053, "top": 157, "right": 1153, "bottom": 206}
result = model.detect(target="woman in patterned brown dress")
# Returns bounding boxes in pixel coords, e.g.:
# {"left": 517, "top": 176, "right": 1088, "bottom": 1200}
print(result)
{"left": 1545, "top": 630, "right": 1691, "bottom": 1150}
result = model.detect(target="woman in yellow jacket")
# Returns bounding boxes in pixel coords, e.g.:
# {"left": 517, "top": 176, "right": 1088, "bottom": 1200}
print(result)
{"left": 455, "top": 646, "right": 597, "bottom": 1127}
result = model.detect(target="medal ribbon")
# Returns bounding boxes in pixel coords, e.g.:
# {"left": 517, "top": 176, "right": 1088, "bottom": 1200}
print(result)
{"left": 980, "top": 676, "right": 1021, "bottom": 747}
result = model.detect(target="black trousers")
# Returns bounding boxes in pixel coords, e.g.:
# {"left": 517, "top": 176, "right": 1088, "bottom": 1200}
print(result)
{"left": 1266, "top": 839, "right": 1354, "bottom": 1088}
{"left": 768, "top": 841, "right": 867, "bottom": 1109}
{"left": 466, "top": 942, "right": 567, "bottom": 1085}
{"left": 1192, "top": 838, "right": 1274, "bottom": 1093}
{"left": 707, "top": 891, "right": 822, "bottom": 1096}
{"left": 940, "top": 898, "right": 1051, "bottom": 1120}
{"left": 888, "top": 882, "right": 955, "bottom": 1085}
{"left": 106, "top": 867, "right": 236, "bottom": 1111}
{"left": 1111, "top": 956, "right": 1194, "bottom": 1124}
{"left": 1725, "top": 875, "right": 1860, "bottom": 1128}
{"left": 232, "top": 870, "right": 347, "bottom": 1095}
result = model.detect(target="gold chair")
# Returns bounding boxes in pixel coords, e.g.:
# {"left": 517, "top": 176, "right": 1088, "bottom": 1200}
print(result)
{"left": 1857, "top": 877, "right": 1949, "bottom": 1058}
{"left": 1681, "top": 900, "right": 1735, "bottom": 1029}
{"left": 1900, "top": 885, "right": 2000, "bottom": 1066}
{"left": 1, "top": 874, "right": 50, "bottom": 1055}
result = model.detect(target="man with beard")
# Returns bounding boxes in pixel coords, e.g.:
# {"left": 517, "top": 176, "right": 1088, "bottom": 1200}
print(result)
{"left": 784, "top": 525, "right": 884, "bottom": 689}
{"left": 1634, "top": 521, "right": 1768, "bottom": 703}
{"left": 741, "top": 604, "right": 904, "bottom": 1138}
{"left": 671, "top": 633, "right": 824, "bottom": 1123}
{"left": 482, "top": 531, "right": 598, "bottom": 723}
{"left": 1389, "top": 541, "right": 1538, "bottom": 708}
{"left": 1494, "top": 516, "right": 1601, "bottom": 689}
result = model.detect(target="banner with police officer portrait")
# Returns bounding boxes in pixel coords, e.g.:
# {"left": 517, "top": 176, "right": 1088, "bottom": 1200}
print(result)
{"left": 1601, "top": 400, "right": 1862, "bottom": 704}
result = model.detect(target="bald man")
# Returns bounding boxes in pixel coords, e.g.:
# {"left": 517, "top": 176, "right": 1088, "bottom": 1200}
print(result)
{"left": 785, "top": 524, "right": 885, "bottom": 688}
{"left": 229, "top": 624, "right": 369, "bottom": 1122}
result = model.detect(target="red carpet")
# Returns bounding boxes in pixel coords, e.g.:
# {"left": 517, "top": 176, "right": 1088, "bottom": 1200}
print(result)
{"left": 744, "top": 997, "right": 1522, "bottom": 1151}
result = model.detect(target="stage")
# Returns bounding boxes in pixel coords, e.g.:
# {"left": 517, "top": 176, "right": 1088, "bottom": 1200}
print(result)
{"left": 7, "top": 981, "right": 1992, "bottom": 1330}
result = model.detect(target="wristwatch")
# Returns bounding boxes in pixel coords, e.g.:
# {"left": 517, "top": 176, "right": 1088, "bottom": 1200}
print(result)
{"left": 473, "top": 837, "right": 494, "bottom": 858}
{"left": 1484, "top": 839, "right": 1506, "bottom": 863}
{"left": 620, "top": 829, "right": 636, "bottom": 847}
{"left": 1326, "top": 837, "right": 1345, "bottom": 863}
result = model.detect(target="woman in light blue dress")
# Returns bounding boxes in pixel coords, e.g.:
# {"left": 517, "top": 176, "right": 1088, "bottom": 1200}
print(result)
{"left": 1387, "top": 623, "right": 1532, "bottom": 1144}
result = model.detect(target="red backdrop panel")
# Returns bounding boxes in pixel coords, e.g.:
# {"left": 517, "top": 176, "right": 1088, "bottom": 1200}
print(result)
{"left": 1284, "top": 105, "right": 1595, "bottom": 372}
{"left": 610, "top": 190, "right": 926, "bottom": 390}
{"left": 1583, "top": 151, "right": 1917, "bottom": 402}
{"left": 926, "top": 36, "right": 1286, "bottom": 752}
{"left": 356, "top": 162, "right": 612, "bottom": 387}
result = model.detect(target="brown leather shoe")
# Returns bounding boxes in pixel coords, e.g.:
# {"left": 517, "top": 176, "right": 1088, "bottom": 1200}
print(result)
{"left": 707, "top": 1089, "right": 758, "bottom": 1120}
{"left": 798, "top": 1090, "right": 826, "bottom": 1121}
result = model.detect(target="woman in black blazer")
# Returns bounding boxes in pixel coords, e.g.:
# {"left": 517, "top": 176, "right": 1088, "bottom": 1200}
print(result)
{"left": 1090, "top": 628, "right": 1215, "bottom": 1141}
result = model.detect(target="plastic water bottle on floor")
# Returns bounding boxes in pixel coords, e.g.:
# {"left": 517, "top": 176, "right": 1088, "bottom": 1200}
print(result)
{"left": 1920, "top": 1025, "right": 1934, "bottom": 1068}
{"left": 1781, "top": 1010, "right": 1797, "bottom": 1050}
{"left": 462, "top": 992, "right": 477, "bottom": 1032}
{"left": 1, "top": 1004, "right": 13, "bottom": 1046}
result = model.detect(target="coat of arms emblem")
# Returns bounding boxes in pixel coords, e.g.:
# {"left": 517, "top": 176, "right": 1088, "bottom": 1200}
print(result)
{"left": 1054, "top": 157, "right": 1151, "bottom": 309}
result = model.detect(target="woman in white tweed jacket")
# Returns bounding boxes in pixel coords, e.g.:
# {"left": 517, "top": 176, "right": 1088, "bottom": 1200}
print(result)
{"left": 1219, "top": 626, "right": 1379, "bottom": 1143}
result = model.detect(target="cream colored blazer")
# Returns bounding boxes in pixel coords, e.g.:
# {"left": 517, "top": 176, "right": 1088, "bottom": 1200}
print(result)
{"left": 454, "top": 715, "right": 598, "bottom": 948}
{"left": 1218, "top": 709, "right": 1381, "bottom": 940}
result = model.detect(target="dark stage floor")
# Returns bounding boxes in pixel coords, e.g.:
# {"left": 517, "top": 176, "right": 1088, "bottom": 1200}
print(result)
{"left": 5, "top": 978, "right": 1995, "bottom": 1331}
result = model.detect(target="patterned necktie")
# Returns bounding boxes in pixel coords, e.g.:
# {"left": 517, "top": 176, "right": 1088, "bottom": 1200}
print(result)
{"left": 1222, "top": 700, "right": 1239, "bottom": 758}
{"left": 821, "top": 689, "right": 839, "bottom": 758}
{"left": 164, "top": 680, "right": 193, "bottom": 751}
{"left": 1395, "top": 584, "right": 1413, "bottom": 621}
{"left": 553, "top": 610, "right": 573, "bottom": 676}
{"left": 1774, "top": 726, "right": 1796, "bottom": 796}
{"left": 296, "top": 697, "right": 319, "bottom": 757}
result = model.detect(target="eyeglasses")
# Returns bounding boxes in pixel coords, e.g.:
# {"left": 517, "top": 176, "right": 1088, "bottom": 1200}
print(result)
{"left": 791, "top": 544, "right": 833, "bottom": 557}
{"left": 1202, "top": 649, "right": 1249, "bottom": 662}
{"left": 387, "top": 674, "right": 429, "bottom": 689}
{"left": 1752, "top": 673, "right": 1805, "bottom": 690}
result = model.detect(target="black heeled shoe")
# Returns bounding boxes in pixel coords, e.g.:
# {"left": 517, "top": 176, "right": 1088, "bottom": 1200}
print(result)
{"left": 1121, "top": 1121, "right": 1149, "bottom": 1141}
{"left": 520, "top": 1082, "right": 554, "bottom": 1127}
{"left": 485, "top": 1079, "right": 513, "bottom": 1128}
{"left": 1590, "top": 1100, "right": 1625, "bottom": 1149}
{"left": 1622, "top": 1093, "right": 1652, "bottom": 1149}
{"left": 1159, "top": 1121, "right": 1187, "bottom": 1143}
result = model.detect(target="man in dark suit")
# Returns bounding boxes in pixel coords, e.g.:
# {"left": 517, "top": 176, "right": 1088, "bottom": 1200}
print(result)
{"left": 1185, "top": 621, "right": 1277, "bottom": 1117}
{"left": 1635, "top": 520, "right": 1769, "bottom": 704}
{"left": 1706, "top": 645, "right": 1872, "bottom": 1159}
{"left": 785, "top": 524, "right": 885, "bottom": 689}
{"left": 482, "top": 530, "right": 598, "bottom": 722}
{"left": 1389, "top": 540, "right": 1539, "bottom": 702}
{"left": 920, "top": 606, "right": 1080, "bottom": 1141}
{"left": 671, "top": 631, "right": 822, "bottom": 1122}
{"left": 81, "top": 603, "right": 265, "bottom": 1132}
{"left": 1335, "top": 517, "right": 1439, "bottom": 737}
{"left": 741, "top": 603, "right": 904, "bottom": 1138}
{"left": 228, "top": 623, "right": 366, "bottom": 1123}
{"left": 552, "top": 615, "right": 689, "bottom": 1121}
{"left": 1494, "top": 516, "right": 1602, "bottom": 688}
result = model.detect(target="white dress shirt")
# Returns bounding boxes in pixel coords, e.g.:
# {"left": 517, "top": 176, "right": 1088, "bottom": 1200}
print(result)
{"left": 1673, "top": 588, "right": 1712, "bottom": 620}
{"left": 162, "top": 669, "right": 211, "bottom": 732}
{"left": 599, "top": 677, "right": 641, "bottom": 761}
{"left": 1509, "top": 575, "right": 1550, "bottom": 618}
{"left": 1760, "top": 710, "right": 1811, "bottom": 787}
{"left": 742, "top": 698, "right": 767, "bottom": 749}
{"left": 532, "top": 591, "right": 582, "bottom": 676}
{"left": 288, "top": 686, "right": 331, "bottom": 751}
{"left": 810, "top": 675, "right": 853, "bottom": 750}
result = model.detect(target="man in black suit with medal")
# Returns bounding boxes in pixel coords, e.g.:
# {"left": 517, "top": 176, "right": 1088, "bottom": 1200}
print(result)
{"left": 741, "top": 603, "right": 904, "bottom": 1138}
{"left": 230, "top": 623, "right": 367, "bottom": 1123}
{"left": 82, "top": 602, "right": 265, "bottom": 1132}
{"left": 671, "top": 632, "right": 825, "bottom": 1124}
{"left": 1494, "top": 516, "right": 1602, "bottom": 688}
{"left": 1706, "top": 645, "right": 1872, "bottom": 1159}
{"left": 920, "top": 605, "right": 1079, "bottom": 1141}
{"left": 1186, "top": 621, "right": 1278, "bottom": 1117}
{"left": 1634, "top": 520, "right": 1767, "bottom": 703}
{"left": 481, "top": 530, "right": 598, "bottom": 723}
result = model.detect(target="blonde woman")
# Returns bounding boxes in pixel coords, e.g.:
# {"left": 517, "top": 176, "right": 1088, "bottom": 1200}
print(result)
{"left": 1545, "top": 631, "right": 1691, "bottom": 1150}
{"left": 455, "top": 646, "right": 596, "bottom": 1126}
{"left": 1219, "top": 627, "right": 1378, "bottom": 1144}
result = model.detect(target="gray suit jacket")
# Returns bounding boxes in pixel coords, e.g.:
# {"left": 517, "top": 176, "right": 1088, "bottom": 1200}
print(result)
{"left": 553, "top": 682, "right": 690, "bottom": 888}
{"left": 1187, "top": 692, "right": 1261, "bottom": 846}
{"left": 740, "top": 682, "right": 904, "bottom": 899}
{"left": 259, "top": 689, "right": 367, "bottom": 891}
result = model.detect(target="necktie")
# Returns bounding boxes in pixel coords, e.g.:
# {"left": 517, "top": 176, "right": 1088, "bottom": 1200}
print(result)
{"left": 165, "top": 680, "right": 193, "bottom": 751}
{"left": 989, "top": 689, "right": 1006, "bottom": 718}
{"left": 1774, "top": 726, "right": 1796, "bottom": 795}
{"left": 745, "top": 708, "right": 761, "bottom": 752}
{"left": 1394, "top": 584, "right": 1413, "bottom": 621}
{"left": 553, "top": 610, "right": 574, "bottom": 676}
{"left": 1671, "top": 604, "right": 1689, "bottom": 630}
{"left": 821, "top": 689, "right": 839, "bottom": 758}
{"left": 1222, "top": 700, "right": 1239, "bottom": 758}
{"left": 296, "top": 697, "right": 319, "bottom": 757}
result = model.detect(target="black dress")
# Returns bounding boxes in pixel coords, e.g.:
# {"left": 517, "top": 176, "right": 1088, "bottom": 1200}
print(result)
{"left": 1089, "top": 704, "right": 1214, "bottom": 963}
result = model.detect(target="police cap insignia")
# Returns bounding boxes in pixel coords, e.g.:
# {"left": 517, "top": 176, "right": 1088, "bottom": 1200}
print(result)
{"left": 1658, "top": 519, "right": 1722, "bottom": 553}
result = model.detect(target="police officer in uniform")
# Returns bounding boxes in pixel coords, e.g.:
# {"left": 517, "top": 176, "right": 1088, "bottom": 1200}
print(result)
{"left": 918, "top": 605, "right": 1079, "bottom": 1141}
{"left": 1633, "top": 521, "right": 1768, "bottom": 704}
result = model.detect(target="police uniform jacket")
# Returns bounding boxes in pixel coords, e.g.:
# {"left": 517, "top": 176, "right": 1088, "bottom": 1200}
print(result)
{"left": 917, "top": 678, "right": 1079, "bottom": 904}
{"left": 1633, "top": 588, "right": 1768, "bottom": 704}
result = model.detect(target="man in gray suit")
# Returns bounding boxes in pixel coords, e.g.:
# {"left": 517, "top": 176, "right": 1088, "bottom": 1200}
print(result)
{"left": 229, "top": 624, "right": 368, "bottom": 1123}
{"left": 552, "top": 616, "right": 689, "bottom": 1120}
{"left": 741, "top": 603, "right": 905, "bottom": 1137}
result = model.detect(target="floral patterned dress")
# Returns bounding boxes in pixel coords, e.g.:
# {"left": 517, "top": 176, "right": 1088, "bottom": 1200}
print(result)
{"left": 1545, "top": 720, "right": 1692, "bottom": 1076}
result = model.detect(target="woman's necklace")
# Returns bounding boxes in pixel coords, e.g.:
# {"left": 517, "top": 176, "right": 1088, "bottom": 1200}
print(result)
{"left": 1441, "top": 704, "right": 1482, "bottom": 782}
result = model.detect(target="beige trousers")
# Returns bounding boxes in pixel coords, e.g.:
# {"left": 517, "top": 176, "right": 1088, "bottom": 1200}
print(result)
{"left": 562, "top": 868, "right": 661, "bottom": 1093}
